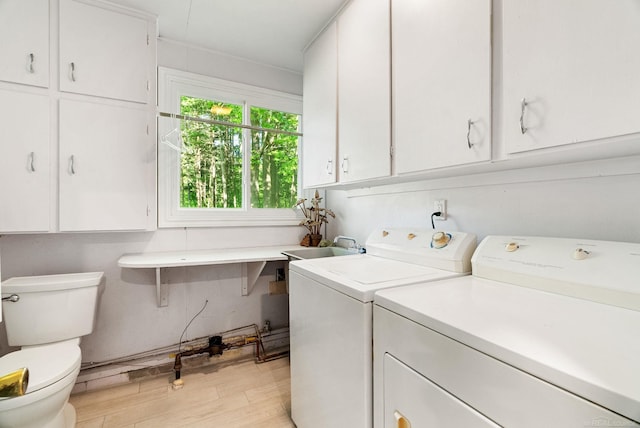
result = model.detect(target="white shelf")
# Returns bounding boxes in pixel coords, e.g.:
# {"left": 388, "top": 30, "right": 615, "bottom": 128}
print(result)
{"left": 118, "top": 246, "right": 296, "bottom": 306}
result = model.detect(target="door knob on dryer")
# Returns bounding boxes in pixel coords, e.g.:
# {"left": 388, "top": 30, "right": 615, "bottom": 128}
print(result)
{"left": 572, "top": 248, "right": 590, "bottom": 260}
{"left": 505, "top": 242, "right": 519, "bottom": 252}
{"left": 431, "top": 231, "right": 451, "bottom": 249}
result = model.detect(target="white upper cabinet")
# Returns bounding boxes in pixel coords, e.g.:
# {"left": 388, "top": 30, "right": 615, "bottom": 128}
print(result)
{"left": 1, "top": 0, "right": 156, "bottom": 233}
{"left": 337, "top": 0, "right": 391, "bottom": 183}
{"left": 59, "top": 0, "right": 151, "bottom": 103}
{"left": 503, "top": 0, "right": 640, "bottom": 154}
{"left": 0, "top": 0, "right": 49, "bottom": 88}
{"left": 393, "top": 0, "right": 492, "bottom": 174}
{"left": 59, "top": 99, "right": 152, "bottom": 231}
{"left": 302, "top": 21, "right": 338, "bottom": 188}
{"left": 0, "top": 88, "right": 50, "bottom": 233}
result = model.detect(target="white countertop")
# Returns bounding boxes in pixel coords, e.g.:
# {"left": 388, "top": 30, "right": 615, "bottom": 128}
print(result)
{"left": 118, "top": 245, "right": 296, "bottom": 268}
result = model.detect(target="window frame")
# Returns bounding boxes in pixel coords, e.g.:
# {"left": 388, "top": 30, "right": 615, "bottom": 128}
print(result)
{"left": 157, "top": 67, "right": 304, "bottom": 228}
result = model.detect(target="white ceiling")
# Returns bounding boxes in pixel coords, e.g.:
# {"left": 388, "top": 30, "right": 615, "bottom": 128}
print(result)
{"left": 106, "top": 0, "right": 348, "bottom": 73}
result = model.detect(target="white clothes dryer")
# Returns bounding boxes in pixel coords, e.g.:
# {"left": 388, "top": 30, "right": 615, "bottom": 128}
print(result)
{"left": 374, "top": 235, "right": 640, "bottom": 428}
{"left": 288, "top": 228, "right": 477, "bottom": 428}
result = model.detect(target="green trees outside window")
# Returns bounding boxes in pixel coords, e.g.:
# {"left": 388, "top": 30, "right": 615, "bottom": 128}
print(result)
{"left": 250, "top": 106, "right": 300, "bottom": 209}
{"left": 179, "top": 96, "right": 300, "bottom": 209}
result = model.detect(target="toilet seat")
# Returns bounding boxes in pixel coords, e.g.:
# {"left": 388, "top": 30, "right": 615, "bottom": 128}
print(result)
{"left": 0, "top": 341, "right": 81, "bottom": 395}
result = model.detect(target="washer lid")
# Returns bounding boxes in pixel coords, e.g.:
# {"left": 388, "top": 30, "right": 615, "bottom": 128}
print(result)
{"left": 0, "top": 342, "right": 81, "bottom": 394}
{"left": 290, "top": 254, "right": 465, "bottom": 302}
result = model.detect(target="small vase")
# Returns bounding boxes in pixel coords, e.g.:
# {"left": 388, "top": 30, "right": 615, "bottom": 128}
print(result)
{"left": 300, "top": 234, "right": 323, "bottom": 247}
{"left": 310, "top": 234, "right": 323, "bottom": 247}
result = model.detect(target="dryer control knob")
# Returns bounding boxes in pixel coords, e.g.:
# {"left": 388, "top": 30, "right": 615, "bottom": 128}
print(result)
{"left": 505, "top": 242, "right": 519, "bottom": 252}
{"left": 431, "top": 231, "right": 451, "bottom": 249}
{"left": 572, "top": 248, "right": 590, "bottom": 260}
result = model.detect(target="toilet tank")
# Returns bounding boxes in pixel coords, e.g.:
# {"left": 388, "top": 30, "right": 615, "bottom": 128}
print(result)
{"left": 1, "top": 272, "right": 103, "bottom": 346}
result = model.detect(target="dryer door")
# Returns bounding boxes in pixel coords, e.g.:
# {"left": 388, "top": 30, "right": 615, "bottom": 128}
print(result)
{"left": 383, "top": 353, "right": 499, "bottom": 428}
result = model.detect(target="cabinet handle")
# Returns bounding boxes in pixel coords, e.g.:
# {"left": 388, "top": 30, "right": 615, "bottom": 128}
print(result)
{"left": 69, "top": 155, "right": 76, "bottom": 175}
{"left": 69, "top": 62, "right": 76, "bottom": 82}
{"left": 467, "top": 119, "right": 475, "bottom": 149}
{"left": 520, "top": 98, "right": 528, "bottom": 134}
{"left": 341, "top": 156, "right": 349, "bottom": 174}
{"left": 27, "top": 53, "right": 34, "bottom": 73}
{"left": 28, "top": 152, "right": 35, "bottom": 172}
{"left": 326, "top": 159, "right": 333, "bottom": 175}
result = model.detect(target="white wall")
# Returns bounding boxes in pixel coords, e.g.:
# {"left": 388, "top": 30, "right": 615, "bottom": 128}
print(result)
{"left": 326, "top": 157, "right": 640, "bottom": 246}
{"left": 0, "top": 228, "right": 301, "bottom": 362}
{"left": 0, "top": 41, "right": 305, "bottom": 363}
{"left": 157, "top": 38, "right": 303, "bottom": 95}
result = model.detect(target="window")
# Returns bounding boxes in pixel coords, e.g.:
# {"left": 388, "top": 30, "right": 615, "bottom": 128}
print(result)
{"left": 158, "top": 68, "right": 303, "bottom": 227}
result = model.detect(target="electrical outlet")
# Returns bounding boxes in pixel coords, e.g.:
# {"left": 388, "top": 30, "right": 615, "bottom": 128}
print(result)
{"left": 434, "top": 199, "right": 447, "bottom": 220}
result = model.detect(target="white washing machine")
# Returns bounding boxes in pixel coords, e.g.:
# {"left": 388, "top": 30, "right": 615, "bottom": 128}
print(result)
{"left": 374, "top": 235, "right": 640, "bottom": 428}
{"left": 288, "top": 228, "right": 477, "bottom": 428}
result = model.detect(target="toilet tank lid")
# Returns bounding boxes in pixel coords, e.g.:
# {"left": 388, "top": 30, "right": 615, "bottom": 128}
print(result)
{"left": 2, "top": 272, "right": 103, "bottom": 293}
{"left": 0, "top": 341, "right": 81, "bottom": 394}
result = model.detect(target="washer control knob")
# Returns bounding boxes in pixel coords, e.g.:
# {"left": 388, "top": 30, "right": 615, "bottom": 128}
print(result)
{"left": 573, "top": 248, "right": 590, "bottom": 260}
{"left": 431, "top": 231, "right": 451, "bottom": 249}
{"left": 505, "top": 242, "right": 519, "bottom": 252}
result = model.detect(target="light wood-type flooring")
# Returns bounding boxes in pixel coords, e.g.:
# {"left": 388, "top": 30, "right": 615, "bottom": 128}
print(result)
{"left": 69, "top": 356, "right": 295, "bottom": 428}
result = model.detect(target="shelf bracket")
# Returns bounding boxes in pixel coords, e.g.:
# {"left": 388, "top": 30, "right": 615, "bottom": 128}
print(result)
{"left": 153, "top": 261, "right": 268, "bottom": 306}
{"left": 241, "top": 261, "right": 267, "bottom": 296}
{"left": 156, "top": 267, "right": 169, "bottom": 307}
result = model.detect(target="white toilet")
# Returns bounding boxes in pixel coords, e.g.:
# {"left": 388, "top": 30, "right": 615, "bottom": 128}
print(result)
{"left": 0, "top": 272, "right": 103, "bottom": 428}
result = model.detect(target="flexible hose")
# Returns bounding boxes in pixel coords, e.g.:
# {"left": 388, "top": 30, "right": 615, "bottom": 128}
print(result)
{"left": 178, "top": 299, "right": 209, "bottom": 354}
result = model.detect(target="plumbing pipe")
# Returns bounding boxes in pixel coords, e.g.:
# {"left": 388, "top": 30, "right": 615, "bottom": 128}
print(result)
{"left": 81, "top": 325, "right": 286, "bottom": 371}
{"left": 171, "top": 324, "right": 289, "bottom": 388}
{"left": 173, "top": 335, "right": 226, "bottom": 383}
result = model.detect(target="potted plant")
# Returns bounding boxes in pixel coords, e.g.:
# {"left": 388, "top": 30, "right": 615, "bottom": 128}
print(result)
{"left": 295, "top": 190, "right": 335, "bottom": 246}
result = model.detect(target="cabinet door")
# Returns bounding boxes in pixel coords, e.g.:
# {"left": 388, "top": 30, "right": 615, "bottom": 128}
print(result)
{"left": 59, "top": 99, "right": 151, "bottom": 231}
{"left": 337, "top": 0, "right": 391, "bottom": 183}
{"left": 0, "top": 89, "right": 50, "bottom": 232}
{"left": 302, "top": 22, "right": 338, "bottom": 188}
{"left": 503, "top": 0, "right": 640, "bottom": 154}
{"left": 59, "top": 0, "right": 150, "bottom": 103}
{"left": 384, "top": 354, "right": 500, "bottom": 428}
{"left": 393, "top": 0, "right": 491, "bottom": 174}
{"left": 0, "top": 0, "right": 49, "bottom": 88}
